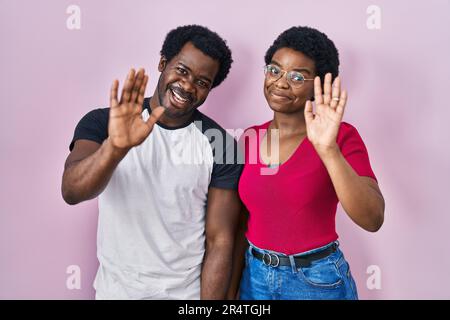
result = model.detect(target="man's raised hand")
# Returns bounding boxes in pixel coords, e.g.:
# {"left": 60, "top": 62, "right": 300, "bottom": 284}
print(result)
{"left": 108, "top": 68, "right": 165, "bottom": 151}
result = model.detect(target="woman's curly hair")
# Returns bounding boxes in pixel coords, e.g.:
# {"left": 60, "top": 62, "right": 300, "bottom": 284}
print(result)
{"left": 265, "top": 26, "right": 340, "bottom": 81}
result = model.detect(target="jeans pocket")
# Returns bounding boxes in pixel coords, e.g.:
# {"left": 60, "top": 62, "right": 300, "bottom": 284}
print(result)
{"left": 244, "top": 249, "right": 253, "bottom": 268}
{"left": 298, "top": 257, "right": 344, "bottom": 288}
{"left": 336, "top": 258, "right": 359, "bottom": 300}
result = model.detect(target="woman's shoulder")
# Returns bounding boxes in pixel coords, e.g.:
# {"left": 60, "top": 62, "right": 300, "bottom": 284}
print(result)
{"left": 338, "top": 121, "right": 359, "bottom": 137}
{"left": 339, "top": 121, "right": 357, "bottom": 131}
{"left": 337, "top": 121, "right": 367, "bottom": 146}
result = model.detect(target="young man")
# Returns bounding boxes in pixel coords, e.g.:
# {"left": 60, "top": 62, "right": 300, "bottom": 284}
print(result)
{"left": 61, "top": 25, "right": 242, "bottom": 299}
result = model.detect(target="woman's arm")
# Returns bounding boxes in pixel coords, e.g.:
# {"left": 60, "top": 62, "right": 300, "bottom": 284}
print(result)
{"left": 305, "top": 73, "right": 385, "bottom": 232}
{"left": 320, "top": 147, "right": 384, "bottom": 232}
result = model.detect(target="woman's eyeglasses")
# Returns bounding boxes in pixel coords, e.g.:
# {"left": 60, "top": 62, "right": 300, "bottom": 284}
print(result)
{"left": 264, "top": 64, "right": 314, "bottom": 88}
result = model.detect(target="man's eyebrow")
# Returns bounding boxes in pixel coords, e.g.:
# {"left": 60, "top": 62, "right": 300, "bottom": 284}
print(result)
{"left": 177, "top": 62, "right": 212, "bottom": 84}
{"left": 178, "top": 62, "right": 191, "bottom": 72}
{"left": 270, "top": 60, "right": 312, "bottom": 75}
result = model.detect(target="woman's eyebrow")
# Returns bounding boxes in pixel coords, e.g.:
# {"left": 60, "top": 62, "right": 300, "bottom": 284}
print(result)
{"left": 293, "top": 68, "right": 312, "bottom": 75}
{"left": 270, "top": 60, "right": 312, "bottom": 75}
{"left": 270, "top": 60, "right": 282, "bottom": 67}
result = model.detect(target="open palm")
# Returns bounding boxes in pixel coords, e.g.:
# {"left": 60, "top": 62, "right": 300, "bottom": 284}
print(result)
{"left": 304, "top": 73, "right": 347, "bottom": 154}
{"left": 108, "top": 68, "right": 165, "bottom": 150}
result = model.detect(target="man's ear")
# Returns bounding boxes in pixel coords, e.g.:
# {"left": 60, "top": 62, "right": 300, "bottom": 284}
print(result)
{"left": 158, "top": 56, "right": 167, "bottom": 72}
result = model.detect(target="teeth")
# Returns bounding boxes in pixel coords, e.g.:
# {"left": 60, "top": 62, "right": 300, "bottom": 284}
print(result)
{"left": 171, "top": 89, "right": 188, "bottom": 103}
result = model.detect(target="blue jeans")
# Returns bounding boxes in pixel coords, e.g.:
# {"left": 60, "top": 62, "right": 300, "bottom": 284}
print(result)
{"left": 239, "top": 241, "right": 358, "bottom": 300}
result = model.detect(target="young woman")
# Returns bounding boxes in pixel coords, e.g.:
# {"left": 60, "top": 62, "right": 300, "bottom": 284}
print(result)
{"left": 229, "top": 26, "right": 385, "bottom": 300}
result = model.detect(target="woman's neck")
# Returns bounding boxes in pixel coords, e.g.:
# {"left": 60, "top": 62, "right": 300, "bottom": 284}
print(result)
{"left": 271, "top": 110, "right": 307, "bottom": 137}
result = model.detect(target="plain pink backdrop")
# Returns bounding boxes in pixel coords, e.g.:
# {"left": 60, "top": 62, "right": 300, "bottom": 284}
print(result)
{"left": 1, "top": 0, "right": 449, "bottom": 299}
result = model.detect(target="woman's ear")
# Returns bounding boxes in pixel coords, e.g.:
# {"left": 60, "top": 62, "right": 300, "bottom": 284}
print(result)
{"left": 158, "top": 56, "right": 167, "bottom": 72}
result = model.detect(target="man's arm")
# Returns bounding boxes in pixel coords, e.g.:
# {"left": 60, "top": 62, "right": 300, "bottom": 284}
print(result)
{"left": 201, "top": 187, "right": 241, "bottom": 299}
{"left": 61, "top": 138, "right": 128, "bottom": 205}
{"left": 226, "top": 205, "right": 249, "bottom": 300}
{"left": 61, "top": 68, "right": 164, "bottom": 205}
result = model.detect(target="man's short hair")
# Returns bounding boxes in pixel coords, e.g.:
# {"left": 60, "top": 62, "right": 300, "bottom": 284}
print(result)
{"left": 161, "top": 25, "right": 233, "bottom": 88}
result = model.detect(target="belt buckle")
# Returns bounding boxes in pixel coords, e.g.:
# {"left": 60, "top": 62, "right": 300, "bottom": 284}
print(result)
{"left": 262, "top": 253, "right": 280, "bottom": 267}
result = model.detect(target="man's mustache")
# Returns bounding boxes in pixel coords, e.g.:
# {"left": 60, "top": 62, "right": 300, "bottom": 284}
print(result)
{"left": 169, "top": 84, "right": 194, "bottom": 103}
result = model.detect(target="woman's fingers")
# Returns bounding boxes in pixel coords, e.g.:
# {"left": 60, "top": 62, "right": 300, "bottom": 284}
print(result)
{"left": 304, "top": 100, "right": 314, "bottom": 124}
{"left": 314, "top": 76, "right": 323, "bottom": 105}
{"left": 330, "top": 77, "right": 341, "bottom": 109}
{"left": 336, "top": 89, "right": 347, "bottom": 117}
{"left": 323, "top": 73, "right": 332, "bottom": 105}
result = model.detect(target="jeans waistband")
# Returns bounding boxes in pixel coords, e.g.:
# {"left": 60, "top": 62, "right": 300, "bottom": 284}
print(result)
{"left": 248, "top": 240, "right": 339, "bottom": 257}
{"left": 247, "top": 240, "right": 340, "bottom": 271}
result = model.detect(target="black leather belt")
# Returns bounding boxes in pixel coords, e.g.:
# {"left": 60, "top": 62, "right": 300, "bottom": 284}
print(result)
{"left": 250, "top": 243, "right": 337, "bottom": 268}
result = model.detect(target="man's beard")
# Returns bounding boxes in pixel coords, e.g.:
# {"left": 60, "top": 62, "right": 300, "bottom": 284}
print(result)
{"left": 157, "top": 77, "right": 199, "bottom": 119}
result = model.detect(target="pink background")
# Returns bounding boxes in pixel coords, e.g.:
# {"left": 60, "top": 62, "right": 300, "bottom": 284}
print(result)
{"left": 1, "top": 0, "right": 449, "bottom": 299}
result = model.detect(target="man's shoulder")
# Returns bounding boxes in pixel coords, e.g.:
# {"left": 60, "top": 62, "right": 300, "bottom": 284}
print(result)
{"left": 193, "top": 110, "right": 228, "bottom": 133}
{"left": 80, "top": 107, "right": 110, "bottom": 124}
{"left": 192, "top": 111, "right": 239, "bottom": 146}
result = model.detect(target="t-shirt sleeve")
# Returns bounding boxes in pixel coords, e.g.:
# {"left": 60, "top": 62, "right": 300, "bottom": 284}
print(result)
{"left": 338, "top": 123, "right": 378, "bottom": 182}
{"left": 209, "top": 132, "right": 244, "bottom": 190}
{"left": 69, "top": 108, "right": 109, "bottom": 151}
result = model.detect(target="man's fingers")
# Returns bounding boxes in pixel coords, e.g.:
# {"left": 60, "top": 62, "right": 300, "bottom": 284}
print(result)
{"left": 137, "top": 75, "right": 149, "bottom": 108}
{"left": 330, "top": 77, "right": 341, "bottom": 109}
{"left": 131, "top": 68, "right": 145, "bottom": 103}
{"left": 110, "top": 79, "right": 119, "bottom": 108}
{"left": 314, "top": 76, "right": 323, "bottom": 105}
{"left": 323, "top": 73, "right": 332, "bottom": 105}
{"left": 146, "top": 106, "right": 165, "bottom": 130}
{"left": 120, "top": 68, "right": 136, "bottom": 104}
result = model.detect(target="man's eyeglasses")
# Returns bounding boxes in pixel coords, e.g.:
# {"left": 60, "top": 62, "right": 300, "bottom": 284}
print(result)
{"left": 264, "top": 64, "right": 314, "bottom": 88}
